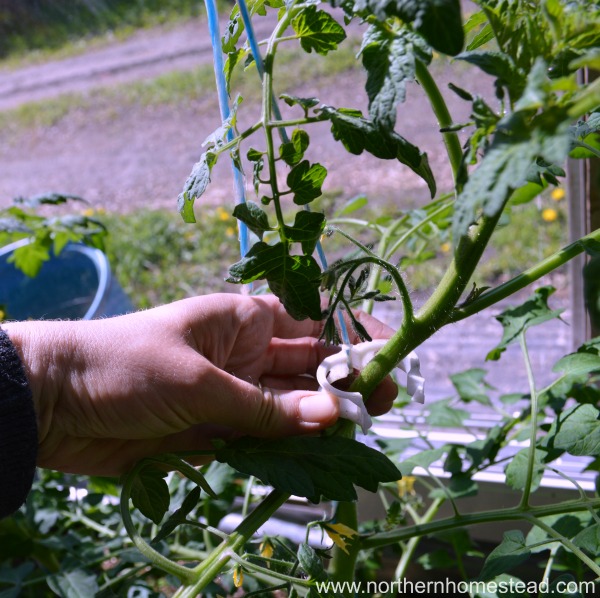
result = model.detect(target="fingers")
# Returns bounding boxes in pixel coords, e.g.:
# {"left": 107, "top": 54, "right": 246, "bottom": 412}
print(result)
{"left": 247, "top": 295, "right": 394, "bottom": 343}
{"left": 263, "top": 338, "right": 338, "bottom": 377}
{"left": 365, "top": 376, "right": 397, "bottom": 416}
{"left": 251, "top": 295, "right": 323, "bottom": 339}
{"left": 344, "top": 309, "right": 395, "bottom": 343}
{"left": 192, "top": 365, "right": 340, "bottom": 437}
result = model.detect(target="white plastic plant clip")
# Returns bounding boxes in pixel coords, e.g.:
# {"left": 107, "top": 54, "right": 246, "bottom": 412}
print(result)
{"left": 316, "top": 340, "right": 425, "bottom": 435}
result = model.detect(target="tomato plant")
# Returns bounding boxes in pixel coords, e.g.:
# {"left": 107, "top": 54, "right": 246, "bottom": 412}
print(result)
{"left": 132, "top": 0, "right": 600, "bottom": 595}
{"left": 2, "top": 0, "right": 600, "bottom": 596}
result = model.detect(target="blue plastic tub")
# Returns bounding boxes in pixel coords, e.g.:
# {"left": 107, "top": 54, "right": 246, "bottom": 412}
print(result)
{"left": 0, "top": 240, "right": 133, "bottom": 320}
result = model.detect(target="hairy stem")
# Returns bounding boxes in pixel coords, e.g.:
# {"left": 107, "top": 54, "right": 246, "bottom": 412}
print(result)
{"left": 415, "top": 60, "right": 463, "bottom": 183}
{"left": 524, "top": 514, "right": 600, "bottom": 578}
{"left": 519, "top": 332, "right": 538, "bottom": 509}
{"left": 261, "top": 6, "right": 299, "bottom": 235}
{"left": 174, "top": 490, "right": 289, "bottom": 597}
{"left": 449, "top": 227, "right": 600, "bottom": 322}
{"left": 361, "top": 498, "right": 600, "bottom": 550}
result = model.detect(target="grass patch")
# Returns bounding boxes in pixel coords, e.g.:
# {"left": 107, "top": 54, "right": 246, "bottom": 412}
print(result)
{"left": 98, "top": 207, "right": 240, "bottom": 309}
{"left": 0, "top": 41, "right": 362, "bottom": 132}
{"left": 96, "top": 192, "right": 567, "bottom": 311}
{"left": 0, "top": 0, "right": 202, "bottom": 63}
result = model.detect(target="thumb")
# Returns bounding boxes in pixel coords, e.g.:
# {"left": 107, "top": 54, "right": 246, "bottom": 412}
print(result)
{"left": 198, "top": 368, "right": 340, "bottom": 436}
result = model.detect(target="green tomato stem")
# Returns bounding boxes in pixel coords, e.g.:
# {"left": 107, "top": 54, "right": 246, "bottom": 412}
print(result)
{"left": 174, "top": 490, "right": 290, "bottom": 597}
{"left": 361, "top": 498, "right": 600, "bottom": 550}
{"left": 524, "top": 514, "right": 600, "bottom": 578}
{"left": 119, "top": 464, "right": 196, "bottom": 584}
{"left": 448, "top": 227, "right": 600, "bottom": 323}
{"left": 393, "top": 498, "right": 444, "bottom": 580}
{"left": 518, "top": 332, "right": 538, "bottom": 509}
{"left": 328, "top": 500, "right": 360, "bottom": 589}
{"left": 415, "top": 60, "right": 463, "bottom": 183}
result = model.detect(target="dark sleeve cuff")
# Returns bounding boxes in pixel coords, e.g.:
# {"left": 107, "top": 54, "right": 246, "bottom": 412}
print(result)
{"left": 0, "top": 327, "right": 38, "bottom": 519}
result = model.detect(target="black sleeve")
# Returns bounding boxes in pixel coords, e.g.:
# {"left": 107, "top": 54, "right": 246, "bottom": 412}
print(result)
{"left": 0, "top": 328, "right": 38, "bottom": 519}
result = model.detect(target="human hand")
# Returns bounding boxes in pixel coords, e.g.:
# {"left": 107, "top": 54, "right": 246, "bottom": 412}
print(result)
{"left": 4, "top": 294, "right": 396, "bottom": 475}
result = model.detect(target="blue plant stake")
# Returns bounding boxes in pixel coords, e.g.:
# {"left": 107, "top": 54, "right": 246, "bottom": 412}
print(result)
{"left": 204, "top": 0, "right": 249, "bottom": 261}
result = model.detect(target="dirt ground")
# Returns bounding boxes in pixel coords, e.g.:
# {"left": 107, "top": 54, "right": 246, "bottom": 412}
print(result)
{"left": 0, "top": 12, "right": 494, "bottom": 214}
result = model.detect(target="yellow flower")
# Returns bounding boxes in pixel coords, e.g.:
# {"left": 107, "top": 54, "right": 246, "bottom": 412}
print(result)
{"left": 542, "top": 208, "right": 558, "bottom": 222}
{"left": 397, "top": 476, "right": 416, "bottom": 497}
{"left": 0, "top": 309, "right": 4, "bottom": 321}
{"left": 216, "top": 206, "right": 230, "bottom": 221}
{"left": 225, "top": 226, "right": 236, "bottom": 237}
{"left": 321, "top": 522, "right": 358, "bottom": 555}
{"left": 551, "top": 188, "right": 565, "bottom": 201}
{"left": 259, "top": 539, "right": 274, "bottom": 560}
{"left": 233, "top": 565, "right": 243, "bottom": 588}
{"left": 440, "top": 242, "right": 451, "bottom": 253}
{"left": 82, "top": 208, "right": 95, "bottom": 217}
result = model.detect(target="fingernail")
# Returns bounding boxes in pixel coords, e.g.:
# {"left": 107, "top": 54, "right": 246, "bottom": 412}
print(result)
{"left": 299, "top": 394, "right": 337, "bottom": 424}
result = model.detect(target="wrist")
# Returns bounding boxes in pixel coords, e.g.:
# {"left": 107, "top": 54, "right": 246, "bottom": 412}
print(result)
{"left": 2, "top": 321, "right": 67, "bottom": 444}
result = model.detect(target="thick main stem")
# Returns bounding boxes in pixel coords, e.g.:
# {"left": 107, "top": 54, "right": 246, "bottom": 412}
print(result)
{"left": 352, "top": 211, "right": 503, "bottom": 403}
{"left": 328, "top": 61, "right": 490, "bottom": 582}
{"left": 174, "top": 490, "right": 289, "bottom": 597}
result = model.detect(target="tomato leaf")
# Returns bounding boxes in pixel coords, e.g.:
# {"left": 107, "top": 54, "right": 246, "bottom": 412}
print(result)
{"left": 478, "top": 530, "right": 531, "bottom": 581}
{"left": 399, "top": 448, "right": 445, "bottom": 475}
{"left": 456, "top": 50, "right": 526, "bottom": 101}
{"left": 215, "top": 436, "right": 402, "bottom": 503}
{"left": 360, "top": 24, "right": 431, "bottom": 130}
{"left": 233, "top": 202, "right": 272, "bottom": 240}
{"left": 280, "top": 129, "right": 311, "bottom": 166}
{"left": 543, "top": 403, "right": 600, "bottom": 457}
{"left": 450, "top": 368, "right": 492, "bottom": 405}
{"left": 573, "top": 523, "right": 600, "bottom": 555}
{"left": 486, "top": 287, "right": 564, "bottom": 361}
{"left": 292, "top": 6, "right": 346, "bottom": 55}
{"left": 429, "top": 473, "right": 478, "bottom": 499}
{"left": 297, "top": 543, "right": 327, "bottom": 579}
{"left": 151, "top": 486, "right": 201, "bottom": 544}
{"left": 426, "top": 399, "right": 469, "bottom": 427}
{"left": 538, "top": 336, "right": 600, "bottom": 407}
{"left": 320, "top": 105, "right": 436, "bottom": 197}
{"left": 47, "top": 571, "right": 99, "bottom": 598}
{"left": 505, "top": 448, "right": 545, "bottom": 492}
{"left": 279, "top": 93, "right": 320, "bottom": 113}
{"left": 130, "top": 465, "right": 170, "bottom": 525}
{"left": 177, "top": 152, "right": 217, "bottom": 223}
{"left": 284, "top": 211, "right": 326, "bottom": 255}
{"left": 454, "top": 111, "right": 570, "bottom": 240}
{"left": 227, "top": 242, "right": 322, "bottom": 320}
{"left": 287, "top": 160, "right": 328, "bottom": 205}
{"left": 339, "top": 0, "right": 463, "bottom": 55}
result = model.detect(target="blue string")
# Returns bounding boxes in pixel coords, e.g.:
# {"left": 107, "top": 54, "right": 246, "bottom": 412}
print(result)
{"left": 204, "top": 0, "right": 249, "bottom": 260}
